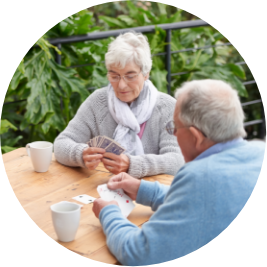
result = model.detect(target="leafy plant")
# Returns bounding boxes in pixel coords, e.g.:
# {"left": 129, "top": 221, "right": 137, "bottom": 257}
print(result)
{"left": 0, "top": 119, "right": 23, "bottom": 153}
{"left": 1, "top": 1, "right": 261, "bottom": 154}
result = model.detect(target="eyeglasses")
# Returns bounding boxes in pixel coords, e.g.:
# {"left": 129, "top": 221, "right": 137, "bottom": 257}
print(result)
{"left": 166, "top": 120, "right": 207, "bottom": 137}
{"left": 107, "top": 71, "right": 142, "bottom": 83}
{"left": 166, "top": 120, "right": 188, "bottom": 135}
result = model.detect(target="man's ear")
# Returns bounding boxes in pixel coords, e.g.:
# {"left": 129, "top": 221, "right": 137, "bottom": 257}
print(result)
{"left": 144, "top": 72, "right": 150, "bottom": 80}
{"left": 189, "top": 126, "right": 206, "bottom": 151}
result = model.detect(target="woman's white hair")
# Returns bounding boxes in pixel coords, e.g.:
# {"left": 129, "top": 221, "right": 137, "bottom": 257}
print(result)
{"left": 174, "top": 79, "right": 247, "bottom": 143}
{"left": 105, "top": 32, "right": 152, "bottom": 75}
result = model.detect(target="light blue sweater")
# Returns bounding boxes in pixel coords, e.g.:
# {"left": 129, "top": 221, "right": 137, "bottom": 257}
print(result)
{"left": 99, "top": 139, "right": 265, "bottom": 266}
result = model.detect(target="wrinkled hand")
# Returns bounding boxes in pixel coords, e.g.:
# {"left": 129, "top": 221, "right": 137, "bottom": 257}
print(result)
{"left": 83, "top": 147, "right": 105, "bottom": 170}
{"left": 107, "top": 172, "right": 141, "bottom": 201}
{"left": 102, "top": 153, "right": 130, "bottom": 174}
{"left": 92, "top": 198, "right": 119, "bottom": 218}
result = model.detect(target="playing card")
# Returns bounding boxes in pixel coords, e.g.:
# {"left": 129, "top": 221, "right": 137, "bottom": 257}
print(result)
{"left": 97, "top": 184, "right": 114, "bottom": 200}
{"left": 95, "top": 136, "right": 100, "bottom": 147}
{"left": 72, "top": 194, "right": 96, "bottom": 204}
{"left": 99, "top": 136, "right": 113, "bottom": 149}
{"left": 93, "top": 137, "right": 96, "bottom": 147}
{"left": 87, "top": 136, "right": 125, "bottom": 155}
{"left": 97, "top": 184, "right": 135, "bottom": 217}
{"left": 105, "top": 142, "right": 125, "bottom": 155}
{"left": 98, "top": 136, "right": 103, "bottom": 147}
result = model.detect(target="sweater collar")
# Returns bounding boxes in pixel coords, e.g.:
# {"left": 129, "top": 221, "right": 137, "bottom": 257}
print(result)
{"left": 194, "top": 137, "right": 246, "bottom": 161}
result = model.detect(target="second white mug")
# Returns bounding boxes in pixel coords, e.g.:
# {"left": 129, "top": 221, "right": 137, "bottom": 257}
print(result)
{"left": 51, "top": 201, "right": 81, "bottom": 242}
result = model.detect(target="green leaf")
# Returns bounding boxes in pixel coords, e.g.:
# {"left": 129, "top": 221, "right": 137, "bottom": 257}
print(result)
{"left": 168, "top": 10, "right": 182, "bottom": 23}
{"left": 91, "top": 66, "right": 109, "bottom": 88}
{"left": 140, "top": 9, "right": 158, "bottom": 24}
{"left": 135, "top": 13, "right": 145, "bottom": 25}
{"left": 227, "top": 63, "right": 246, "bottom": 80}
{"left": 192, "top": 65, "right": 248, "bottom": 98}
{"left": 117, "top": 15, "right": 135, "bottom": 26}
{"left": 36, "top": 37, "right": 61, "bottom": 59}
{"left": 157, "top": 3, "right": 167, "bottom": 15}
{"left": 150, "top": 69, "right": 168, "bottom": 93}
{"left": 45, "top": 87, "right": 67, "bottom": 132}
{"left": 19, "top": 118, "right": 29, "bottom": 131}
{"left": 26, "top": 77, "right": 47, "bottom": 104}
{"left": 74, "top": 13, "right": 94, "bottom": 34}
{"left": 49, "top": 60, "right": 88, "bottom": 100}
{"left": 150, "top": 26, "right": 166, "bottom": 54}
{"left": 1, "top": 104, "right": 24, "bottom": 125}
{"left": 41, "top": 111, "right": 55, "bottom": 134}
{"left": 9, "top": 68, "right": 24, "bottom": 90}
{"left": 99, "top": 16, "right": 125, "bottom": 28}
{"left": 228, "top": 76, "right": 248, "bottom": 97}
{"left": 185, "top": 50, "right": 203, "bottom": 71}
{"left": 127, "top": 1, "right": 139, "bottom": 18}
{"left": 5, "top": 135, "right": 23, "bottom": 147}
{"left": 18, "top": 59, "right": 25, "bottom": 74}
{"left": 0, "top": 120, "right": 17, "bottom": 135}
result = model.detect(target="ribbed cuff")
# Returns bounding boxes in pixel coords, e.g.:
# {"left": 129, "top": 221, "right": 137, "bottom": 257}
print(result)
{"left": 99, "top": 205, "right": 123, "bottom": 228}
{"left": 127, "top": 155, "right": 142, "bottom": 178}
{"left": 76, "top": 143, "right": 89, "bottom": 168}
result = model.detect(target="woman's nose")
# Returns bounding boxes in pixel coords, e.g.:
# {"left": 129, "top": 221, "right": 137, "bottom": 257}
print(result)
{"left": 118, "top": 77, "right": 127, "bottom": 89}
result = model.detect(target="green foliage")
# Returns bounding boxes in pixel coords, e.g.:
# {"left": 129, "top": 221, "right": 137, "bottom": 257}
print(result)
{"left": 2, "top": 1, "right": 258, "bottom": 153}
{"left": 0, "top": 119, "right": 17, "bottom": 134}
{"left": 0, "top": 119, "right": 23, "bottom": 153}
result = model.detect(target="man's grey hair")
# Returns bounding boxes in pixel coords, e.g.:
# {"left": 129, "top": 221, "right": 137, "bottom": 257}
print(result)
{"left": 105, "top": 32, "right": 152, "bottom": 75}
{"left": 174, "top": 79, "right": 247, "bottom": 143}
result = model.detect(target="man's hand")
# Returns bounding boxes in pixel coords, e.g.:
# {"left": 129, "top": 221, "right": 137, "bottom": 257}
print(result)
{"left": 92, "top": 198, "right": 119, "bottom": 218}
{"left": 83, "top": 147, "right": 105, "bottom": 170}
{"left": 107, "top": 172, "right": 141, "bottom": 201}
{"left": 102, "top": 153, "right": 130, "bottom": 174}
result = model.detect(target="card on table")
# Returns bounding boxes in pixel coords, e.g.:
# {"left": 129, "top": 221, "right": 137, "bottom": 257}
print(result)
{"left": 72, "top": 194, "right": 96, "bottom": 204}
{"left": 97, "top": 184, "right": 135, "bottom": 217}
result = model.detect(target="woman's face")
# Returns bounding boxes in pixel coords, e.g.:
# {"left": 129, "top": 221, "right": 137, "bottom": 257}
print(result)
{"left": 107, "top": 62, "right": 149, "bottom": 104}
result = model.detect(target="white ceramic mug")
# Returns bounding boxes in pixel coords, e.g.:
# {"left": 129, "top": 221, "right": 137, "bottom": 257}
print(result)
{"left": 26, "top": 141, "right": 53, "bottom": 172}
{"left": 50, "top": 201, "right": 82, "bottom": 242}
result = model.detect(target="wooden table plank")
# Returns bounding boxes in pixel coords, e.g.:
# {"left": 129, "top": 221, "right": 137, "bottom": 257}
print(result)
{"left": 2, "top": 147, "right": 26, "bottom": 163}
{"left": 2, "top": 148, "right": 174, "bottom": 265}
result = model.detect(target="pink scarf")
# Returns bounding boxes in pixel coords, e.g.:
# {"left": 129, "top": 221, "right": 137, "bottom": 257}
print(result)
{"left": 137, "top": 122, "right": 147, "bottom": 139}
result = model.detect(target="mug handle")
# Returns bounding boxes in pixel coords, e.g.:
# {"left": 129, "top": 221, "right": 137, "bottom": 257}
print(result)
{"left": 26, "top": 144, "right": 31, "bottom": 157}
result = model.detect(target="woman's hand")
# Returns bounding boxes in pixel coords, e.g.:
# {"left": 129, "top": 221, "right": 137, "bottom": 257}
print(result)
{"left": 107, "top": 172, "right": 141, "bottom": 201}
{"left": 82, "top": 147, "right": 105, "bottom": 170}
{"left": 102, "top": 153, "right": 130, "bottom": 174}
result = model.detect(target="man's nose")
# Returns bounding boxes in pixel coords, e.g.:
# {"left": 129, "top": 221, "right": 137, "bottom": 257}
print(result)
{"left": 118, "top": 77, "right": 127, "bottom": 89}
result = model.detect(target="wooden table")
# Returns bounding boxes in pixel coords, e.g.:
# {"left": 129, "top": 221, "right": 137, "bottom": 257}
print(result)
{"left": 2, "top": 148, "right": 174, "bottom": 265}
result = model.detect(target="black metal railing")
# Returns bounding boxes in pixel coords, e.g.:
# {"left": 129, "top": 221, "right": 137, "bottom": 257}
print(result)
{"left": 4, "top": 19, "right": 265, "bottom": 139}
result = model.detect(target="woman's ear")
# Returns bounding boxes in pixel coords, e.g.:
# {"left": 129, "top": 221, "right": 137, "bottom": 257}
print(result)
{"left": 144, "top": 72, "right": 150, "bottom": 80}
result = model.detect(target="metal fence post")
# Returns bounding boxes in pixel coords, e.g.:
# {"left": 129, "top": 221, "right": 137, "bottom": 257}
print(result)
{"left": 165, "top": 29, "right": 171, "bottom": 95}
{"left": 55, "top": 43, "right": 62, "bottom": 65}
{"left": 260, "top": 104, "right": 266, "bottom": 139}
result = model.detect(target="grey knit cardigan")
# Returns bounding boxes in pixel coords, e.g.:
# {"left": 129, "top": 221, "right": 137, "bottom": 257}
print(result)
{"left": 54, "top": 87, "right": 185, "bottom": 178}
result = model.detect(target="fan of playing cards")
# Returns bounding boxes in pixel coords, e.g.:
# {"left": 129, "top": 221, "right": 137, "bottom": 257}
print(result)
{"left": 72, "top": 184, "right": 135, "bottom": 217}
{"left": 87, "top": 135, "right": 125, "bottom": 155}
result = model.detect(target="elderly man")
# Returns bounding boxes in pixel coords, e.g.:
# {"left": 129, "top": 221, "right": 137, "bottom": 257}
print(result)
{"left": 92, "top": 79, "right": 265, "bottom": 266}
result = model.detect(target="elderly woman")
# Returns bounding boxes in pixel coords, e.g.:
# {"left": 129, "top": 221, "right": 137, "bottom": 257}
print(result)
{"left": 54, "top": 32, "right": 184, "bottom": 178}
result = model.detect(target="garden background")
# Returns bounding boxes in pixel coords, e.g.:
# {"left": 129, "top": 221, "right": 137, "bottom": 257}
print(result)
{"left": 1, "top": 1, "right": 264, "bottom": 154}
